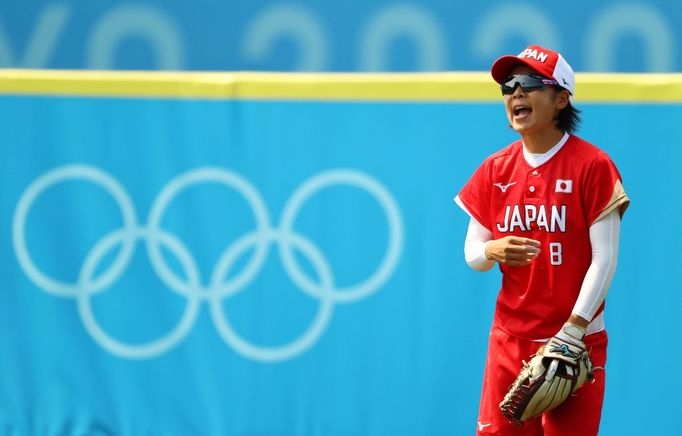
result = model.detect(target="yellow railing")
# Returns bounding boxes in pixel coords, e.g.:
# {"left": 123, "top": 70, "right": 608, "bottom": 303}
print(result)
{"left": 1, "top": 69, "right": 682, "bottom": 102}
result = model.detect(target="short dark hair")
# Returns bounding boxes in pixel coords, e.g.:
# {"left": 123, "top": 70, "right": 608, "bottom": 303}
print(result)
{"left": 553, "top": 87, "right": 581, "bottom": 133}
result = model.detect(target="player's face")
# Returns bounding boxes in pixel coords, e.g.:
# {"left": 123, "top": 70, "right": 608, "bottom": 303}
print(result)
{"left": 503, "top": 65, "right": 569, "bottom": 135}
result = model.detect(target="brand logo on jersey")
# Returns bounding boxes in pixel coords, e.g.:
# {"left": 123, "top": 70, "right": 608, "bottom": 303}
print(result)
{"left": 518, "top": 48, "right": 549, "bottom": 63}
{"left": 496, "top": 204, "right": 567, "bottom": 233}
{"left": 478, "top": 422, "right": 492, "bottom": 431}
{"left": 555, "top": 179, "right": 573, "bottom": 193}
{"left": 494, "top": 181, "right": 517, "bottom": 193}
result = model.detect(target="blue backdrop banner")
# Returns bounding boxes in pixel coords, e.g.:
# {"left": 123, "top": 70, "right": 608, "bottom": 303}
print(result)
{"left": 1, "top": 75, "right": 680, "bottom": 435}
{"left": 2, "top": 0, "right": 682, "bottom": 72}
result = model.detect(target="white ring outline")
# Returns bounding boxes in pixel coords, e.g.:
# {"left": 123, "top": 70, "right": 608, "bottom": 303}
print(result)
{"left": 279, "top": 169, "right": 404, "bottom": 303}
{"left": 146, "top": 167, "right": 272, "bottom": 300}
{"left": 77, "top": 227, "right": 201, "bottom": 359}
{"left": 12, "top": 165, "right": 138, "bottom": 297}
{"left": 209, "top": 230, "right": 334, "bottom": 362}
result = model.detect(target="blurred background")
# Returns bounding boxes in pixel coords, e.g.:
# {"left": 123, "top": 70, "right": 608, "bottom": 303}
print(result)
{"left": 1, "top": 0, "right": 680, "bottom": 72}
{"left": 1, "top": 1, "right": 681, "bottom": 435}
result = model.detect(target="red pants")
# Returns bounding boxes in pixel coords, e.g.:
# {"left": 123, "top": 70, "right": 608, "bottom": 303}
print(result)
{"left": 476, "top": 324, "right": 607, "bottom": 435}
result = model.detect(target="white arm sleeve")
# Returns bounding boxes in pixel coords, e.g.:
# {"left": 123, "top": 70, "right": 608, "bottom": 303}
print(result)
{"left": 571, "top": 209, "right": 621, "bottom": 321}
{"left": 464, "top": 217, "right": 495, "bottom": 272}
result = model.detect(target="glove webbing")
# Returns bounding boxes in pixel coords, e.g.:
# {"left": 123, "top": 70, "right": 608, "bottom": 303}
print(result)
{"left": 500, "top": 360, "right": 532, "bottom": 426}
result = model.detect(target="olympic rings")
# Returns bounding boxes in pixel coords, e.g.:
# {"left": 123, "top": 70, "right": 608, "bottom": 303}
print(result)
{"left": 12, "top": 165, "right": 404, "bottom": 362}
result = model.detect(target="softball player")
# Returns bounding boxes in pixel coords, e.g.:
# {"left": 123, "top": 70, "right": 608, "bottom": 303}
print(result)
{"left": 454, "top": 45, "right": 629, "bottom": 435}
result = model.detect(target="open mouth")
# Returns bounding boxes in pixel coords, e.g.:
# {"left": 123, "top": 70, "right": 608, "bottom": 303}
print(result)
{"left": 513, "top": 106, "right": 532, "bottom": 118}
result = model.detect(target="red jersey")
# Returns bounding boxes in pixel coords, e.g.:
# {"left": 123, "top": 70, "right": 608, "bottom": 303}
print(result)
{"left": 456, "top": 134, "right": 629, "bottom": 340}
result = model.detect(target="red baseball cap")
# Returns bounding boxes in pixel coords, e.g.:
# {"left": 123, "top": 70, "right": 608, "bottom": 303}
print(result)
{"left": 491, "top": 44, "right": 575, "bottom": 101}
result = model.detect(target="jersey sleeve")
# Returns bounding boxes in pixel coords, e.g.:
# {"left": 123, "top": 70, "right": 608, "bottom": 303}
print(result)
{"left": 584, "top": 153, "right": 630, "bottom": 226}
{"left": 454, "top": 159, "right": 493, "bottom": 231}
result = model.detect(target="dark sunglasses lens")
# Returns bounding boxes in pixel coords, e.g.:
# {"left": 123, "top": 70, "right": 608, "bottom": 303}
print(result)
{"left": 500, "top": 75, "right": 546, "bottom": 94}
{"left": 500, "top": 83, "right": 516, "bottom": 94}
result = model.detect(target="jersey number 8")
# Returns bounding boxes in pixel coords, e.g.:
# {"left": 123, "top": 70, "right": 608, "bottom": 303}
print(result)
{"left": 549, "top": 242, "right": 563, "bottom": 266}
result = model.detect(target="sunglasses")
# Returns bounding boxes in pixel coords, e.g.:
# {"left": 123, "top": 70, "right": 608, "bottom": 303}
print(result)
{"left": 500, "top": 74, "right": 559, "bottom": 95}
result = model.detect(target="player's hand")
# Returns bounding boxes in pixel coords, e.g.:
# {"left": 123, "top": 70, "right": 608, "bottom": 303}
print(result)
{"left": 484, "top": 236, "right": 541, "bottom": 266}
{"left": 541, "top": 322, "right": 588, "bottom": 367}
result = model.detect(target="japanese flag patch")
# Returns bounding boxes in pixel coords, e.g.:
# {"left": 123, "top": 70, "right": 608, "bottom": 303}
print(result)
{"left": 555, "top": 179, "right": 572, "bottom": 193}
